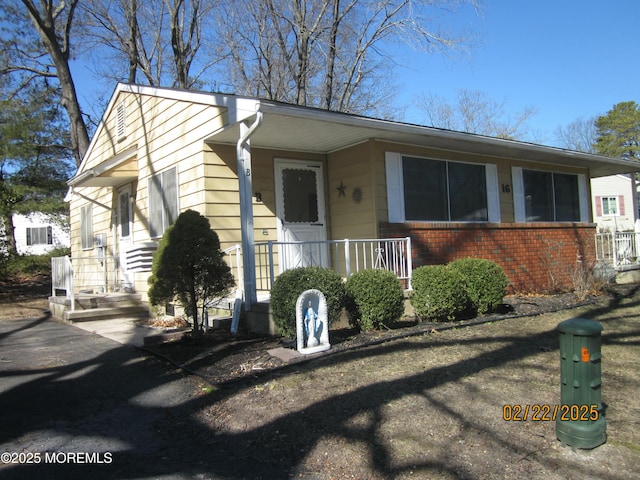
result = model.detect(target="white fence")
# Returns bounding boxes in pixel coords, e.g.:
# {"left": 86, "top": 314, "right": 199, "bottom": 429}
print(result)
{"left": 51, "top": 255, "right": 74, "bottom": 311}
{"left": 595, "top": 232, "right": 640, "bottom": 271}
{"left": 254, "top": 237, "right": 412, "bottom": 291}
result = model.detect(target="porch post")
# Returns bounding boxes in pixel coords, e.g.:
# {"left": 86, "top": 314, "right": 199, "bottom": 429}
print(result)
{"left": 237, "top": 115, "right": 262, "bottom": 310}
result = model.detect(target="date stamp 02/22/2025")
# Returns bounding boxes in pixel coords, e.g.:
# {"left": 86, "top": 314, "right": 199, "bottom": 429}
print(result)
{"left": 503, "top": 404, "right": 600, "bottom": 422}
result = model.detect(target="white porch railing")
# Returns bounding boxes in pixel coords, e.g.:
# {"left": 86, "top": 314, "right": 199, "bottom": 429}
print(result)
{"left": 595, "top": 232, "right": 640, "bottom": 271}
{"left": 51, "top": 238, "right": 412, "bottom": 316}
{"left": 254, "top": 237, "right": 412, "bottom": 291}
{"left": 50, "top": 255, "right": 122, "bottom": 311}
{"left": 51, "top": 255, "right": 74, "bottom": 311}
{"left": 223, "top": 244, "right": 244, "bottom": 292}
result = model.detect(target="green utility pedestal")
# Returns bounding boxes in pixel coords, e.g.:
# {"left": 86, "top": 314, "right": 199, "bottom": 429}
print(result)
{"left": 556, "top": 318, "right": 606, "bottom": 449}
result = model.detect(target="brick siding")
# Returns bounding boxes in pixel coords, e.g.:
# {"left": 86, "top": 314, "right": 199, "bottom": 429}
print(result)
{"left": 380, "top": 222, "right": 597, "bottom": 293}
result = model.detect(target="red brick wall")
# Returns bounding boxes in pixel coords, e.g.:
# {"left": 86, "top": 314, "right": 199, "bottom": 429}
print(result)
{"left": 380, "top": 222, "right": 597, "bottom": 293}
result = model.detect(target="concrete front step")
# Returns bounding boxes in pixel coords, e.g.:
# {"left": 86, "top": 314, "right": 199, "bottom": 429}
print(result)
{"left": 63, "top": 305, "right": 149, "bottom": 323}
{"left": 74, "top": 293, "right": 144, "bottom": 310}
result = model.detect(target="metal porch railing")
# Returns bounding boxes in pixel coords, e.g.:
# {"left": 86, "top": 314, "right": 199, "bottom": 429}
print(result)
{"left": 50, "top": 255, "right": 120, "bottom": 312}
{"left": 254, "top": 237, "right": 412, "bottom": 291}
{"left": 595, "top": 232, "right": 640, "bottom": 271}
{"left": 51, "top": 255, "right": 75, "bottom": 311}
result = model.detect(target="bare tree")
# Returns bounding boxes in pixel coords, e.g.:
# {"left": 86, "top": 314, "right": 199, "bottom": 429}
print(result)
{"left": 2, "top": 1, "right": 90, "bottom": 167}
{"left": 77, "top": 0, "right": 147, "bottom": 84}
{"left": 217, "top": 0, "right": 479, "bottom": 116}
{"left": 417, "top": 89, "right": 538, "bottom": 140}
{"left": 554, "top": 117, "right": 597, "bottom": 153}
{"left": 79, "top": 0, "right": 223, "bottom": 89}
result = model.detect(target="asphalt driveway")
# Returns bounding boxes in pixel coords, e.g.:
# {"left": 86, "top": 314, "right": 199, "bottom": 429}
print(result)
{"left": 0, "top": 314, "right": 276, "bottom": 480}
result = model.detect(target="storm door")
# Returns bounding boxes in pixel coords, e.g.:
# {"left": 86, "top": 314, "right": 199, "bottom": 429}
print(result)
{"left": 274, "top": 160, "right": 328, "bottom": 272}
{"left": 117, "top": 185, "right": 134, "bottom": 290}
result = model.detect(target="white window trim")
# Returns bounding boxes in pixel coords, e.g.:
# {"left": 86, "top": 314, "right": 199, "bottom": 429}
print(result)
{"left": 512, "top": 167, "right": 588, "bottom": 222}
{"left": 385, "top": 152, "right": 500, "bottom": 223}
{"left": 80, "top": 204, "right": 94, "bottom": 250}
{"left": 601, "top": 196, "right": 620, "bottom": 216}
{"left": 26, "top": 226, "right": 52, "bottom": 246}
{"left": 148, "top": 167, "right": 179, "bottom": 239}
{"left": 385, "top": 152, "right": 405, "bottom": 222}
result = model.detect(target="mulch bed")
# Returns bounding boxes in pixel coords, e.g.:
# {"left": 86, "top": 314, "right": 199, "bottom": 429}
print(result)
{"left": 143, "top": 285, "right": 635, "bottom": 385}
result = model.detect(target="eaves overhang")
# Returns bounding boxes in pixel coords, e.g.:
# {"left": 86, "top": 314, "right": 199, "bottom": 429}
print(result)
{"left": 206, "top": 100, "right": 640, "bottom": 178}
{"left": 68, "top": 145, "right": 138, "bottom": 188}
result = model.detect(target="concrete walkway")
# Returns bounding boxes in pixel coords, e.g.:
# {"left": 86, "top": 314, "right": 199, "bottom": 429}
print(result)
{"left": 68, "top": 318, "right": 182, "bottom": 348}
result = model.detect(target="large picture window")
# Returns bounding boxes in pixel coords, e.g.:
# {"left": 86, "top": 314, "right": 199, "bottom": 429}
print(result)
{"left": 80, "top": 204, "right": 93, "bottom": 249}
{"left": 386, "top": 153, "right": 500, "bottom": 223}
{"left": 149, "top": 167, "right": 178, "bottom": 238}
{"left": 513, "top": 167, "right": 587, "bottom": 222}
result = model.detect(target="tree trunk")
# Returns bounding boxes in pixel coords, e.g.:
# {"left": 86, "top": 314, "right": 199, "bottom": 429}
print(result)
{"left": 126, "top": 0, "right": 139, "bottom": 83}
{"left": 2, "top": 213, "right": 18, "bottom": 257}
{"left": 22, "top": 0, "right": 90, "bottom": 167}
{"left": 324, "top": 0, "right": 340, "bottom": 110}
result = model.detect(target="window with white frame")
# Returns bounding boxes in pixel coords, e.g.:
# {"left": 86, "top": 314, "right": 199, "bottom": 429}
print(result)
{"left": 26, "top": 226, "right": 52, "bottom": 246}
{"left": 601, "top": 196, "right": 619, "bottom": 216}
{"left": 385, "top": 153, "right": 500, "bottom": 223}
{"left": 512, "top": 167, "right": 588, "bottom": 222}
{"left": 80, "top": 204, "right": 93, "bottom": 249}
{"left": 148, "top": 167, "right": 178, "bottom": 238}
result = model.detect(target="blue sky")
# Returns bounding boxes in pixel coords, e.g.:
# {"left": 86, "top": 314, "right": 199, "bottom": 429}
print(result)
{"left": 395, "top": 0, "right": 639, "bottom": 145}
{"left": 71, "top": 0, "right": 638, "bottom": 148}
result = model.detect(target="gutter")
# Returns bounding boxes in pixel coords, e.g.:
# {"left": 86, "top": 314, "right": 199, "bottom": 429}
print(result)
{"left": 236, "top": 111, "right": 264, "bottom": 312}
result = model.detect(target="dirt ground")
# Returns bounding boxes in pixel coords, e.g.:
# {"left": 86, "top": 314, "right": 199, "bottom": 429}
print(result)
{"left": 2, "top": 280, "right": 639, "bottom": 479}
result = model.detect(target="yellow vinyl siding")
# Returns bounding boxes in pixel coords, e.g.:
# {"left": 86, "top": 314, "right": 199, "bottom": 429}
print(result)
{"left": 71, "top": 91, "right": 229, "bottom": 296}
{"left": 68, "top": 185, "right": 118, "bottom": 294}
{"left": 328, "top": 143, "right": 377, "bottom": 239}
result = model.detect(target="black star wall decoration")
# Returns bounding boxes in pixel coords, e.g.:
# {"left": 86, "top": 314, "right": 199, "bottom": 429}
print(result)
{"left": 337, "top": 181, "right": 347, "bottom": 197}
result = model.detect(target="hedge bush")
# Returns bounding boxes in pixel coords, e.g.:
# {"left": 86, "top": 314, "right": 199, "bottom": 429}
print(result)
{"left": 449, "top": 258, "right": 509, "bottom": 314}
{"left": 345, "top": 269, "right": 404, "bottom": 331}
{"left": 270, "top": 266, "right": 346, "bottom": 338}
{"left": 410, "top": 265, "right": 469, "bottom": 321}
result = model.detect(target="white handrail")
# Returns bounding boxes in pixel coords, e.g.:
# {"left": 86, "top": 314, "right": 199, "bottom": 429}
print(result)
{"left": 254, "top": 237, "right": 412, "bottom": 290}
{"left": 51, "top": 256, "right": 74, "bottom": 311}
{"left": 595, "top": 232, "right": 640, "bottom": 271}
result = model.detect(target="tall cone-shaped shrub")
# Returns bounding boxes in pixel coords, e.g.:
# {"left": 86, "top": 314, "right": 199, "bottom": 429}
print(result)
{"left": 148, "top": 210, "right": 234, "bottom": 337}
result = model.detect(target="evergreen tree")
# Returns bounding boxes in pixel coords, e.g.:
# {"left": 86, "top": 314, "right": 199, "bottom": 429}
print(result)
{"left": 594, "top": 101, "right": 640, "bottom": 160}
{"left": 0, "top": 80, "right": 74, "bottom": 256}
{"left": 148, "top": 210, "right": 234, "bottom": 338}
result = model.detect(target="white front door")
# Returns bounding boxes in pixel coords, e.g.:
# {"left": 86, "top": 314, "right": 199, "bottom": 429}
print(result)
{"left": 275, "top": 160, "right": 328, "bottom": 272}
{"left": 117, "top": 185, "right": 134, "bottom": 290}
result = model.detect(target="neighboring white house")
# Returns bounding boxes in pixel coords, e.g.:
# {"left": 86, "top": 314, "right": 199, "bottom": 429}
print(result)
{"left": 591, "top": 174, "right": 639, "bottom": 232}
{"left": 11, "top": 213, "right": 70, "bottom": 255}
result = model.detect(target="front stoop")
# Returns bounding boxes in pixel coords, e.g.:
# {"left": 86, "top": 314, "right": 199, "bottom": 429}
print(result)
{"left": 49, "top": 293, "right": 150, "bottom": 323}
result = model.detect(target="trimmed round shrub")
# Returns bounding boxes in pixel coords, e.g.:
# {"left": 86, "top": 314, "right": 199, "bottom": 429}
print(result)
{"left": 270, "top": 266, "right": 346, "bottom": 338}
{"left": 449, "top": 258, "right": 509, "bottom": 314}
{"left": 345, "top": 269, "right": 405, "bottom": 331}
{"left": 410, "top": 265, "right": 469, "bottom": 321}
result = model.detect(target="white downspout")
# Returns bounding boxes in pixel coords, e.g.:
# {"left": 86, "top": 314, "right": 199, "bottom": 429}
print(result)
{"left": 236, "top": 111, "right": 263, "bottom": 311}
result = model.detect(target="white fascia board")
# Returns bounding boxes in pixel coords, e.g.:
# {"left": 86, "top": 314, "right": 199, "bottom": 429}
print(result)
{"left": 118, "top": 84, "right": 261, "bottom": 123}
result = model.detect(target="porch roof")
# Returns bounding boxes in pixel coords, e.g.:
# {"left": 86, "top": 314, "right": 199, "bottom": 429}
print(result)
{"left": 69, "top": 146, "right": 138, "bottom": 187}
{"left": 206, "top": 100, "right": 640, "bottom": 178}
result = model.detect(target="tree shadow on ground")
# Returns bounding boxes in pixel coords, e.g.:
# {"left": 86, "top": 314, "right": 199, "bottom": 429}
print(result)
{"left": 1, "top": 287, "right": 639, "bottom": 479}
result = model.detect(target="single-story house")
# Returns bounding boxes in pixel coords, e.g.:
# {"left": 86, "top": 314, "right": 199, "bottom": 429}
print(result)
{"left": 60, "top": 83, "right": 640, "bottom": 328}
{"left": 591, "top": 174, "right": 639, "bottom": 232}
{"left": 5, "top": 213, "right": 70, "bottom": 255}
